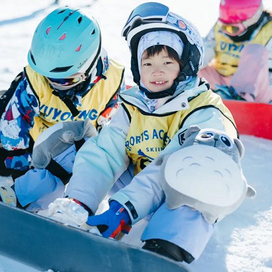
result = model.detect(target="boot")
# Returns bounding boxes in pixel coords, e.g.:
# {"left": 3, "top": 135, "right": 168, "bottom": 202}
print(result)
{"left": 142, "top": 239, "right": 195, "bottom": 264}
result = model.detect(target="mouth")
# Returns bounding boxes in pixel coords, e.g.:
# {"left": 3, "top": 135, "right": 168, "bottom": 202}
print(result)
{"left": 151, "top": 81, "right": 168, "bottom": 85}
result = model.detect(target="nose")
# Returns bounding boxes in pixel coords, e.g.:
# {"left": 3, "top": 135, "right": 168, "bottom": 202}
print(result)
{"left": 152, "top": 66, "right": 164, "bottom": 76}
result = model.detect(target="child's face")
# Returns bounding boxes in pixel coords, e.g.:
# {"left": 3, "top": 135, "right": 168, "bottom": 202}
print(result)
{"left": 140, "top": 48, "right": 180, "bottom": 93}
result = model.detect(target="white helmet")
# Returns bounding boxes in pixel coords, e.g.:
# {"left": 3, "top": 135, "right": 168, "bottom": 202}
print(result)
{"left": 122, "top": 2, "right": 204, "bottom": 97}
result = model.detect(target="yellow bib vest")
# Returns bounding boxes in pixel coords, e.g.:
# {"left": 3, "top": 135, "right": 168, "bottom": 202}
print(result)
{"left": 212, "top": 20, "right": 272, "bottom": 76}
{"left": 25, "top": 60, "right": 124, "bottom": 140}
{"left": 123, "top": 90, "right": 237, "bottom": 174}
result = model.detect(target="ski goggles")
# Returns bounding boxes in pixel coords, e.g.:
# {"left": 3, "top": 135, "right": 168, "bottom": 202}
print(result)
{"left": 219, "top": 22, "right": 246, "bottom": 36}
{"left": 218, "top": 4, "right": 263, "bottom": 36}
{"left": 47, "top": 72, "right": 86, "bottom": 90}
{"left": 122, "top": 2, "right": 170, "bottom": 38}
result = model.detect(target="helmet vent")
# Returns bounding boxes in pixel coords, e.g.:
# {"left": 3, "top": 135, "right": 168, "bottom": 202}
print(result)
{"left": 46, "top": 27, "right": 51, "bottom": 35}
{"left": 75, "top": 45, "right": 82, "bottom": 52}
{"left": 58, "top": 10, "right": 66, "bottom": 14}
{"left": 78, "top": 17, "right": 82, "bottom": 24}
{"left": 50, "top": 66, "right": 73, "bottom": 73}
{"left": 91, "top": 29, "right": 95, "bottom": 35}
{"left": 59, "top": 33, "right": 66, "bottom": 40}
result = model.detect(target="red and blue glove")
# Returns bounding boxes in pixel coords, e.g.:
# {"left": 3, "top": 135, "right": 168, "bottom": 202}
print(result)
{"left": 87, "top": 201, "right": 132, "bottom": 239}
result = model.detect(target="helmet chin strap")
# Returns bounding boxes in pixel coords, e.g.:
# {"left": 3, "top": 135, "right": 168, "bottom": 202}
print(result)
{"left": 52, "top": 83, "right": 83, "bottom": 117}
{"left": 52, "top": 76, "right": 92, "bottom": 117}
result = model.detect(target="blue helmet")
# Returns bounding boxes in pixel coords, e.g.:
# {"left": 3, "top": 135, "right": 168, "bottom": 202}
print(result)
{"left": 28, "top": 7, "right": 101, "bottom": 79}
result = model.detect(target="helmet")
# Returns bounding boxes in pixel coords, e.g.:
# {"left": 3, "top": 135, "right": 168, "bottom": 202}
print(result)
{"left": 28, "top": 7, "right": 101, "bottom": 79}
{"left": 219, "top": 0, "right": 263, "bottom": 24}
{"left": 122, "top": 2, "right": 204, "bottom": 97}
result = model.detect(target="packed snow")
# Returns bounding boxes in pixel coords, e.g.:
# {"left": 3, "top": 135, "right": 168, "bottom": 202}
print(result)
{"left": 0, "top": 0, "right": 272, "bottom": 271}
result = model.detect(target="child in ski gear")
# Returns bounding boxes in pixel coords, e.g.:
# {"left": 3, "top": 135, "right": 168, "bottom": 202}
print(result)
{"left": 0, "top": 7, "right": 125, "bottom": 180}
{"left": 199, "top": 0, "right": 272, "bottom": 103}
{"left": 47, "top": 2, "right": 255, "bottom": 263}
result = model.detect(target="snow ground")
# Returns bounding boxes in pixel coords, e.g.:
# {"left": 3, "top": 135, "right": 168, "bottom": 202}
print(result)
{"left": 0, "top": 0, "right": 272, "bottom": 271}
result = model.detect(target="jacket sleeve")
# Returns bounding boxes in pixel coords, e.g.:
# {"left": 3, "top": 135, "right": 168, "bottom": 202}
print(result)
{"left": 111, "top": 107, "right": 235, "bottom": 224}
{"left": 0, "top": 75, "right": 39, "bottom": 151}
{"left": 202, "top": 24, "right": 216, "bottom": 68}
{"left": 65, "top": 106, "right": 130, "bottom": 213}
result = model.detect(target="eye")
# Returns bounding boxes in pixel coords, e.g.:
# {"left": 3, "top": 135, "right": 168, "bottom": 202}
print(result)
{"left": 142, "top": 62, "right": 151, "bottom": 66}
{"left": 220, "top": 135, "right": 232, "bottom": 147}
{"left": 164, "top": 59, "right": 174, "bottom": 65}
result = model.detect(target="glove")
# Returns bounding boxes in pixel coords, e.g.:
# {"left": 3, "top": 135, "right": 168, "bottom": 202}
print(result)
{"left": 45, "top": 198, "right": 90, "bottom": 228}
{"left": 214, "top": 85, "right": 245, "bottom": 101}
{"left": 31, "top": 119, "right": 97, "bottom": 169}
{"left": 87, "top": 201, "right": 132, "bottom": 240}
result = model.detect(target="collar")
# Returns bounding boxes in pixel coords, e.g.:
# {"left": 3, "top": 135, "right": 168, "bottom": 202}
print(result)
{"left": 120, "top": 77, "right": 208, "bottom": 115}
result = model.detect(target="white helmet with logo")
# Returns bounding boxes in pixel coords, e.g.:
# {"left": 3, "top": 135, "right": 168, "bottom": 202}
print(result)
{"left": 122, "top": 2, "right": 204, "bottom": 97}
